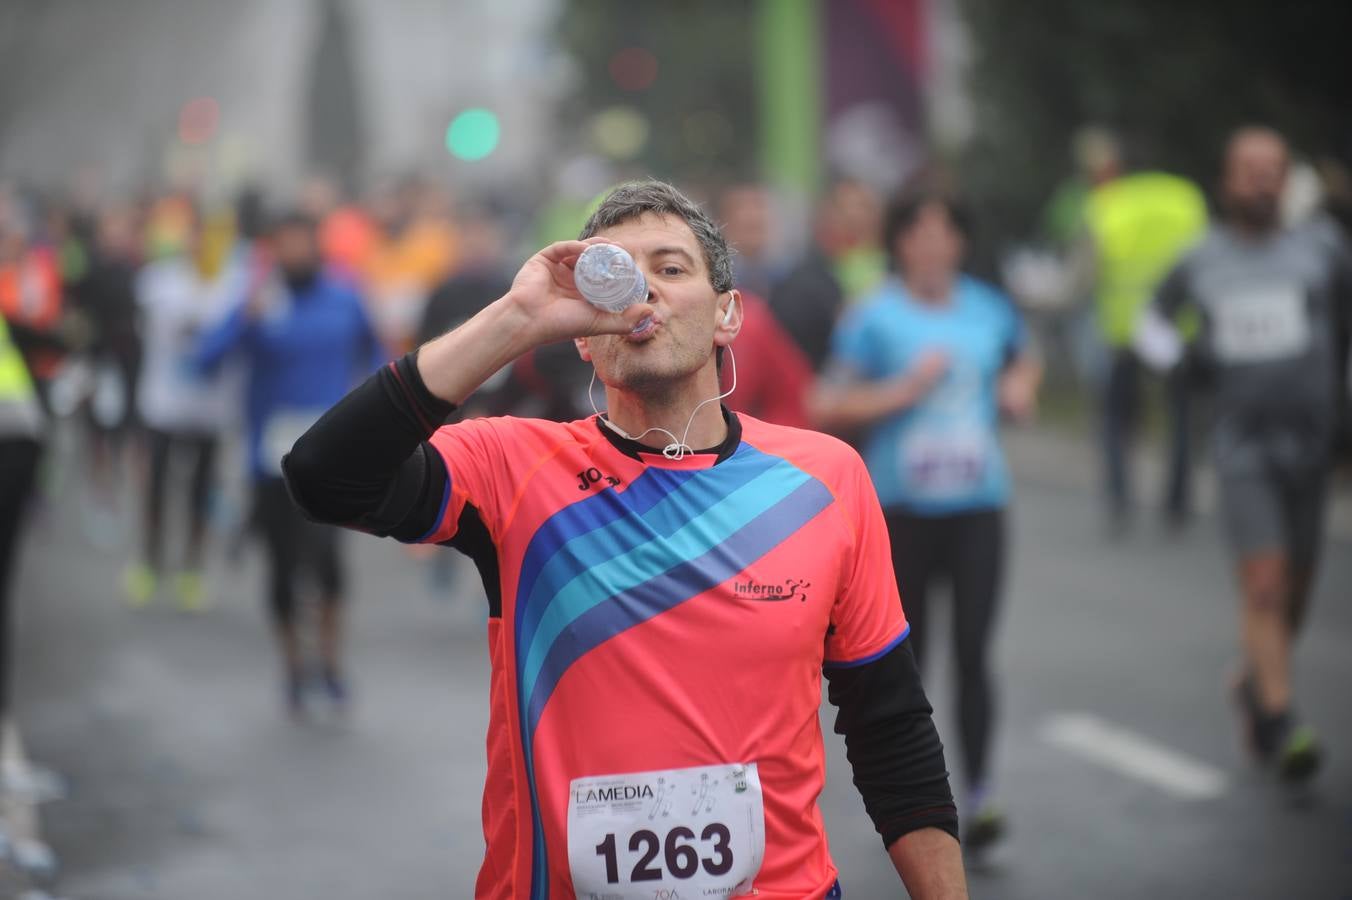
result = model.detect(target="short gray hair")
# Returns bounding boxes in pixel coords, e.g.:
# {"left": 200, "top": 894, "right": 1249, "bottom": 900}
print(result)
{"left": 580, "top": 179, "right": 734, "bottom": 294}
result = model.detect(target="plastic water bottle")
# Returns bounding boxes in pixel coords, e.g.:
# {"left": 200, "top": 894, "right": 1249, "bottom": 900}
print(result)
{"left": 575, "top": 244, "right": 648, "bottom": 313}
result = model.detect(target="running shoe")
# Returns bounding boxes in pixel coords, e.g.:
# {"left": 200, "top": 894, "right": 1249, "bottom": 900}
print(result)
{"left": 963, "top": 805, "right": 1007, "bottom": 853}
{"left": 122, "top": 564, "right": 157, "bottom": 609}
{"left": 9, "top": 837, "right": 58, "bottom": 880}
{"left": 321, "top": 667, "right": 349, "bottom": 708}
{"left": 173, "top": 571, "right": 209, "bottom": 613}
{"left": 1276, "top": 725, "right": 1323, "bottom": 784}
{"left": 1230, "top": 671, "right": 1266, "bottom": 760}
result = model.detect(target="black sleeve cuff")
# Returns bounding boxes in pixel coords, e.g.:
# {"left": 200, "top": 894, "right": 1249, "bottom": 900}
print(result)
{"left": 823, "top": 638, "right": 960, "bottom": 846}
{"left": 878, "top": 808, "right": 961, "bottom": 848}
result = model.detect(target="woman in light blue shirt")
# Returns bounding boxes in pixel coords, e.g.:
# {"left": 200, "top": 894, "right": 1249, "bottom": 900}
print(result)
{"left": 813, "top": 183, "right": 1041, "bottom": 853}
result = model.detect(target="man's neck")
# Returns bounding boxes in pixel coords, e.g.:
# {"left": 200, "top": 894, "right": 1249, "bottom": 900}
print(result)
{"left": 603, "top": 370, "right": 728, "bottom": 452}
{"left": 1227, "top": 217, "right": 1280, "bottom": 243}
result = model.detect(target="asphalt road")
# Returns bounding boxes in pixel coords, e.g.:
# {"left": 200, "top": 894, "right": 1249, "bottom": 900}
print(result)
{"left": 7, "top": 430, "right": 1351, "bottom": 899}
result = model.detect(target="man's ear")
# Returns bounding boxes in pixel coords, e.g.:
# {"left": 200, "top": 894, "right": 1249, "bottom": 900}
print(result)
{"left": 714, "top": 289, "right": 742, "bottom": 346}
{"left": 574, "top": 337, "right": 592, "bottom": 362}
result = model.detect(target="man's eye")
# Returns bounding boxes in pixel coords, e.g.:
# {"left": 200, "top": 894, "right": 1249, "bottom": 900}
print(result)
{"left": 659, "top": 265, "right": 684, "bottom": 276}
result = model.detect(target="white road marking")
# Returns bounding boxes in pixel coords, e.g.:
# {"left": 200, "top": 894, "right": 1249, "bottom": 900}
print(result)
{"left": 1040, "top": 712, "right": 1229, "bottom": 801}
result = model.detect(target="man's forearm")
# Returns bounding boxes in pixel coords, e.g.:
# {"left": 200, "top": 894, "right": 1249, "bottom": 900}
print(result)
{"left": 416, "top": 294, "right": 536, "bottom": 404}
{"left": 888, "top": 827, "right": 967, "bottom": 899}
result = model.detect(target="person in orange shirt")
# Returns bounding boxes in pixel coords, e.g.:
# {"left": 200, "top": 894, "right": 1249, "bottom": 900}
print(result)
{"left": 301, "top": 175, "right": 377, "bottom": 282}
{"left": 0, "top": 217, "right": 64, "bottom": 394}
{"left": 360, "top": 178, "right": 458, "bottom": 352}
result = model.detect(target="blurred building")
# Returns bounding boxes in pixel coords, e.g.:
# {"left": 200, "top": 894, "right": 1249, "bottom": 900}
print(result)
{"left": 0, "top": 0, "right": 568, "bottom": 194}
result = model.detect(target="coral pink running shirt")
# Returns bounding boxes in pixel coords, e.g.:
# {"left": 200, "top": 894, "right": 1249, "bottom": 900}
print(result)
{"left": 417, "top": 411, "right": 908, "bottom": 899}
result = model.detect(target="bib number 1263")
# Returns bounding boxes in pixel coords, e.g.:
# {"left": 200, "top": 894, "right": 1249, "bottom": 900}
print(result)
{"left": 594, "top": 822, "right": 734, "bottom": 883}
{"left": 568, "top": 763, "right": 764, "bottom": 898}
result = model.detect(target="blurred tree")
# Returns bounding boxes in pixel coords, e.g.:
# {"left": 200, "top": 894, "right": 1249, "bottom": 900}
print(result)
{"left": 557, "top": 0, "right": 758, "bottom": 187}
{"left": 955, "top": 0, "right": 1352, "bottom": 244}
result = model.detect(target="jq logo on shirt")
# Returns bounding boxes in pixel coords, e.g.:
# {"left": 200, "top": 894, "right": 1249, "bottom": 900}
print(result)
{"left": 568, "top": 763, "right": 765, "bottom": 899}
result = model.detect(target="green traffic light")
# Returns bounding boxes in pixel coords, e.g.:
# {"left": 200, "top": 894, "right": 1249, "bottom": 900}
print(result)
{"left": 446, "top": 108, "right": 500, "bottom": 161}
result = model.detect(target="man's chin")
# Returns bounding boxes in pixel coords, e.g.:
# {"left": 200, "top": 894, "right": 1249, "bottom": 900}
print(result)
{"left": 605, "top": 354, "right": 711, "bottom": 395}
{"left": 611, "top": 364, "right": 681, "bottom": 393}
{"left": 1230, "top": 199, "right": 1280, "bottom": 232}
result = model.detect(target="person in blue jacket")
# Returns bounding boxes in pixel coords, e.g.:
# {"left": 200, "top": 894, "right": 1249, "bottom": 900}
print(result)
{"left": 812, "top": 182, "right": 1042, "bottom": 852}
{"left": 196, "top": 210, "right": 384, "bottom": 716}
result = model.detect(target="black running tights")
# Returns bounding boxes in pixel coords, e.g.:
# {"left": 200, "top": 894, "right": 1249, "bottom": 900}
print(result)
{"left": 885, "top": 507, "right": 1005, "bottom": 789}
{"left": 254, "top": 478, "right": 344, "bottom": 627}
{"left": 0, "top": 439, "right": 40, "bottom": 721}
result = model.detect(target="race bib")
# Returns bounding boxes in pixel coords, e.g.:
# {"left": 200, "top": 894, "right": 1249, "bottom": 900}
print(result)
{"left": 898, "top": 423, "right": 990, "bottom": 500}
{"left": 1211, "top": 285, "right": 1309, "bottom": 364}
{"left": 261, "top": 408, "right": 324, "bottom": 477}
{"left": 568, "top": 763, "right": 765, "bottom": 899}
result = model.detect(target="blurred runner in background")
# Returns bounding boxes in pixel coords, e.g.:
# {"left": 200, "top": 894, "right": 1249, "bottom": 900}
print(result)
{"left": 0, "top": 199, "right": 64, "bottom": 410}
{"left": 301, "top": 175, "right": 376, "bottom": 284}
{"left": 194, "top": 211, "right": 383, "bottom": 717}
{"left": 1082, "top": 145, "right": 1208, "bottom": 531}
{"left": 718, "top": 290, "right": 811, "bottom": 428}
{"left": 769, "top": 179, "right": 879, "bottom": 373}
{"left": 70, "top": 204, "right": 142, "bottom": 536}
{"left": 714, "top": 183, "right": 812, "bottom": 426}
{"left": 361, "top": 177, "right": 457, "bottom": 353}
{"left": 813, "top": 181, "right": 1041, "bottom": 853}
{"left": 416, "top": 202, "right": 512, "bottom": 346}
{"left": 717, "top": 182, "right": 779, "bottom": 300}
{"left": 1137, "top": 126, "right": 1352, "bottom": 783}
{"left": 0, "top": 313, "right": 45, "bottom": 737}
{"left": 127, "top": 208, "right": 243, "bottom": 610}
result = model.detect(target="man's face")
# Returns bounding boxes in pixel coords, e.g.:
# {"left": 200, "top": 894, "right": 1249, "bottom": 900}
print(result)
{"left": 579, "top": 212, "right": 727, "bottom": 394}
{"left": 96, "top": 207, "right": 136, "bottom": 259}
{"left": 1223, "top": 131, "right": 1288, "bottom": 231}
{"left": 720, "top": 186, "right": 771, "bottom": 261}
{"left": 829, "top": 181, "right": 882, "bottom": 250}
{"left": 273, "top": 224, "right": 320, "bottom": 276}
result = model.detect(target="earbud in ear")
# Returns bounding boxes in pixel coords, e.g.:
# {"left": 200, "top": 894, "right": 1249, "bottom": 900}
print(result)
{"left": 722, "top": 301, "right": 735, "bottom": 325}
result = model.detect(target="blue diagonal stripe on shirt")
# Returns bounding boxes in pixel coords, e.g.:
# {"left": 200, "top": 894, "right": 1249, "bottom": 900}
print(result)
{"left": 524, "top": 475, "right": 835, "bottom": 731}
{"left": 512, "top": 463, "right": 702, "bottom": 655}
{"left": 518, "top": 453, "right": 800, "bottom": 699}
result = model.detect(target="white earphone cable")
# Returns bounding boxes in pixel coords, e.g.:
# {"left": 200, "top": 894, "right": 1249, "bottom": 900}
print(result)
{"left": 589, "top": 344, "right": 737, "bottom": 461}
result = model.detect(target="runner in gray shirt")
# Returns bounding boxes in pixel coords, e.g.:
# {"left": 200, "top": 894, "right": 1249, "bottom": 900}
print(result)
{"left": 1139, "top": 126, "right": 1352, "bottom": 783}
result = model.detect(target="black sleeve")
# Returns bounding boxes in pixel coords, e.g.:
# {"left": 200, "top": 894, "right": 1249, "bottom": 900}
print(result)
{"left": 823, "top": 638, "right": 960, "bottom": 847}
{"left": 282, "top": 351, "right": 456, "bottom": 541}
{"left": 1153, "top": 256, "right": 1193, "bottom": 319}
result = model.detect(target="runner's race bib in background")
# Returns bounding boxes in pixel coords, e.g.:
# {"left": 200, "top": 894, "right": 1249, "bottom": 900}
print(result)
{"left": 568, "top": 762, "right": 765, "bottom": 899}
{"left": 261, "top": 408, "right": 324, "bottom": 477}
{"left": 898, "top": 421, "right": 991, "bottom": 501}
{"left": 1211, "top": 285, "right": 1310, "bottom": 364}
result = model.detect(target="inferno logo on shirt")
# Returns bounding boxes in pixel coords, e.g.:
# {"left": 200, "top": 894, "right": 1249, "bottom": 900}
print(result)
{"left": 733, "top": 578, "right": 811, "bottom": 602}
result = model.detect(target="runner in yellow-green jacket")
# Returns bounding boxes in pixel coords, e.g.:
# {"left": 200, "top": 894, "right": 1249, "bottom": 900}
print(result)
{"left": 1084, "top": 170, "right": 1208, "bottom": 529}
